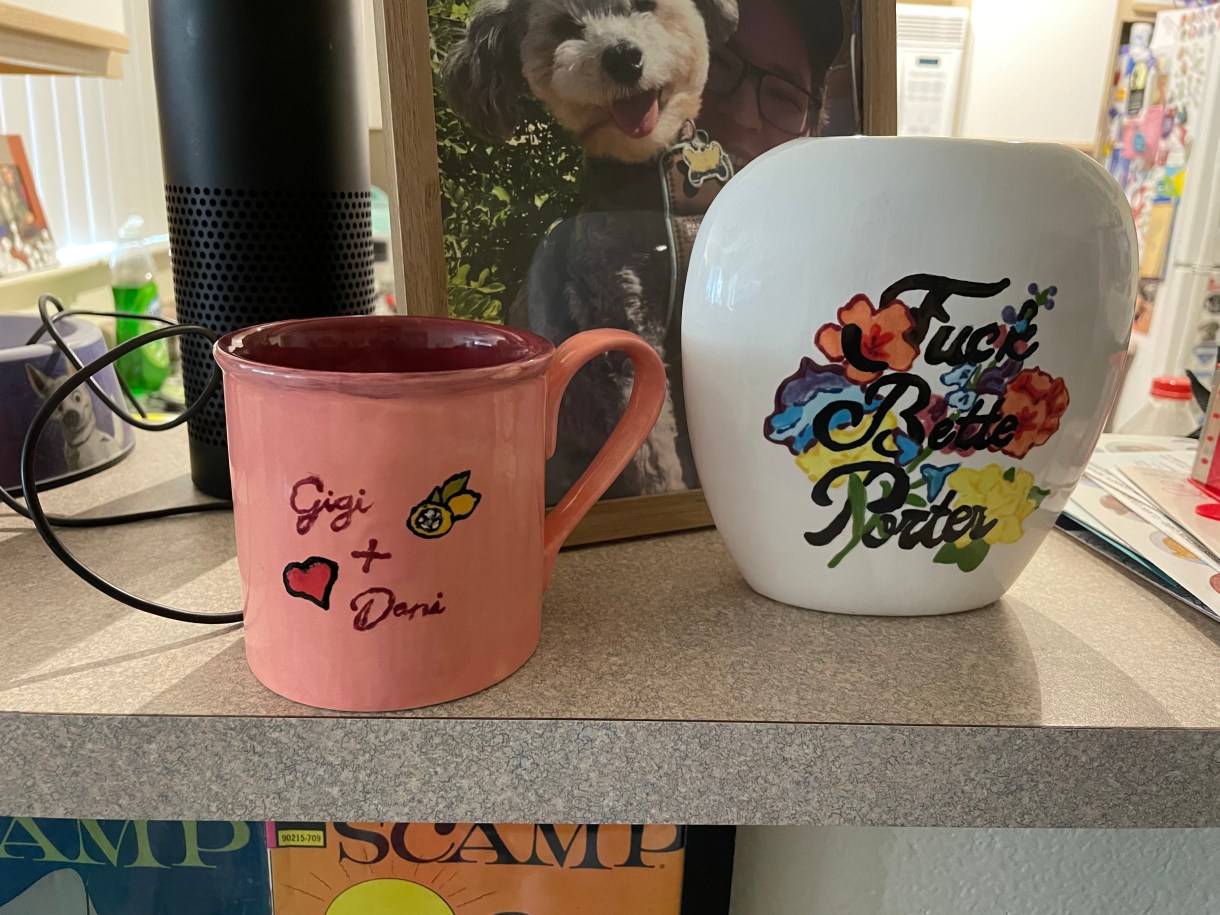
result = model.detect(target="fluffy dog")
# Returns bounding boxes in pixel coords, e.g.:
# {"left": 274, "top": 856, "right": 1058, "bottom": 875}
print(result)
{"left": 446, "top": 0, "right": 737, "bottom": 163}
{"left": 446, "top": 0, "right": 737, "bottom": 502}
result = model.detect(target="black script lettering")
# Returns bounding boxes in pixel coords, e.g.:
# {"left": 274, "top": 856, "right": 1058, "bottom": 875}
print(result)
{"left": 968, "top": 504, "right": 999, "bottom": 542}
{"left": 879, "top": 274, "right": 1012, "bottom": 344}
{"left": 925, "top": 404, "right": 1015, "bottom": 453}
{"left": 839, "top": 323, "right": 889, "bottom": 375}
{"left": 811, "top": 488, "right": 998, "bottom": 553}
{"left": 954, "top": 401, "right": 1007, "bottom": 451}
{"left": 812, "top": 373, "right": 931, "bottom": 454}
{"left": 992, "top": 413, "right": 1019, "bottom": 448}
{"left": 335, "top": 822, "right": 390, "bottom": 865}
{"left": 860, "top": 514, "right": 893, "bottom": 548}
{"left": 290, "top": 475, "right": 372, "bottom": 535}
{"left": 896, "top": 492, "right": 977, "bottom": 550}
{"left": 805, "top": 463, "right": 910, "bottom": 547}
{"left": 929, "top": 418, "right": 956, "bottom": 449}
{"left": 924, "top": 322, "right": 1004, "bottom": 367}
{"left": 945, "top": 504, "right": 978, "bottom": 541}
{"left": 997, "top": 300, "right": 1040, "bottom": 362}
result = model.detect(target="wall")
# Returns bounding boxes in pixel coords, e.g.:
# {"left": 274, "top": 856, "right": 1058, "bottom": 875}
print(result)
{"left": 730, "top": 826, "right": 1220, "bottom": 915}
{"left": 5, "top": 0, "right": 125, "bottom": 34}
{"left": 955, "top": 0, "right": 1118, "bottom": 144}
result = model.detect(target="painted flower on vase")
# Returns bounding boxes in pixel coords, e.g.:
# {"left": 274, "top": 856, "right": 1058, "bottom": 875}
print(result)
{"left": 996, "top": 367, "right": 1070, "bottom": 458}
{"left": 814, "top": 294, "right": 918, "bottom": 384}
{"left": 975, "top": 360, "right": 1020, "bottom": 396}
{"left": 932, "top": 464, "right": 1052, "bottom": 572}
{"left": 940, "top": 363, "right": 979, "bottom": 412}
{"left": 918, "top": 391, "right": 981, "bottom": 459}
{"left": 795, "top": 411, "right": 899, "bottom": 488}
{"left": 764, "top": 274, "right": 1068, "bottom": 573}
{"left": 947, "top": 464, "right": 1041, "bottom": 545}
{"left": 765, "top": 359, "right": 867, "bottom": 455}
{"left": 917, "top": 393, "right": 949, "bottom": 439}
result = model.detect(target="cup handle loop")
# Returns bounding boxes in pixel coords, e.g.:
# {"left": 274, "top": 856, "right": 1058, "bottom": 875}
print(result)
{"left": 541, "top": 329, "right": 667, "bottom": 584}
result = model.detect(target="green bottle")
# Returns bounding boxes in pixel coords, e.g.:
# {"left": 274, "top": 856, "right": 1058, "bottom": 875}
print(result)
{"left": 111, "top": 216, "right": 170, "bottom": 399}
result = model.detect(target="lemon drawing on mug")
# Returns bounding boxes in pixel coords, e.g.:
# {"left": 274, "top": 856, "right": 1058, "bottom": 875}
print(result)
{"left": 406, "top": 471, "right": 482, "bottom": 539}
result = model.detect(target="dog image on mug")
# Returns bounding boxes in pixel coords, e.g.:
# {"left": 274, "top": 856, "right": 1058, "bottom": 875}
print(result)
{"left": 435, "top": 0, "right": 853, "bottom": 505}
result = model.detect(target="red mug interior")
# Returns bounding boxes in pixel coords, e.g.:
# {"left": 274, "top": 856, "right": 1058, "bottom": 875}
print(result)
{"left": 218, "top": 315, "right": 552, "bottom": 374}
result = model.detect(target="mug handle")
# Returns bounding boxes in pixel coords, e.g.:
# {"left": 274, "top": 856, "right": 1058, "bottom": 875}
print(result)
{"left": 542, "top": 329, "right": 667, "bottom": 583}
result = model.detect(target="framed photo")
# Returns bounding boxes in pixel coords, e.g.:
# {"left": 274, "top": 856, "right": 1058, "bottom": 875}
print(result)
{"left": 376, "top": 0, "right": 896, "bottom": 544}
{"left": 0, "top": 135, "right": 57, "bottom": 276}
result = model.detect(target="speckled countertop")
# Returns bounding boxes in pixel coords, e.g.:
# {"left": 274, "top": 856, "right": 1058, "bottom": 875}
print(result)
{"left": 2, "top": 430, "right": 1219, "bottom": 826}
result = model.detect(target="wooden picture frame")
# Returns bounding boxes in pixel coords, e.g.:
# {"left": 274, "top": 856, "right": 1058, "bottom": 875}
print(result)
{"left": 375, "top": 0, "right": 898, "bottom": 545}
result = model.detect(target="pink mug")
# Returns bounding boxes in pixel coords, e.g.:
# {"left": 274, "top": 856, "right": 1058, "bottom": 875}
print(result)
{"left": 214, "top": 316, "right": 666, "bottom": 711}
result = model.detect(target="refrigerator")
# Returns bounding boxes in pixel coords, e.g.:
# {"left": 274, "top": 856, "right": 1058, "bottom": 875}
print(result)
{"left": 1111, "top": 4, "right": 1220, "bottom": 431}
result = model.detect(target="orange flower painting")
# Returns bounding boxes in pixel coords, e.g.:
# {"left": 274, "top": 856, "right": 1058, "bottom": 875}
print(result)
{"left": 814, "top": 294, "right": 918, "bottom": 384}
{"left": 996, "top": 368, "right": 1070, "bottom": 458}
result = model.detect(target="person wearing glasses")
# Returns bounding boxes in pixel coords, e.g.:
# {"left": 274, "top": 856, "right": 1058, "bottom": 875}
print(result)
{"left": 698, "top": 0, "right": 846, "bottom": 167}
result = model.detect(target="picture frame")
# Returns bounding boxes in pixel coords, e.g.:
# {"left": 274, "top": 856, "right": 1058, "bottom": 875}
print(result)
{"left": 375, "top": 0, "right": 897, "bottom": 545}
{"left": 0, "top": 135, "right": 57, "bottom": 277}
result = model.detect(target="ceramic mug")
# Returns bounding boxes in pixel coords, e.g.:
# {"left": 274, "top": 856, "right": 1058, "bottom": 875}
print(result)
{"left": 683, "top": 137, "right": 1136, "bottom": 615}
{"left": 214, "top": 316, "right": 665, "bottom": 710}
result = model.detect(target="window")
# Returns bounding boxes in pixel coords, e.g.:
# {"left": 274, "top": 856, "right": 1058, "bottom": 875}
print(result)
{"left": 0, "top": 0, "right": 165, "bottom": 260}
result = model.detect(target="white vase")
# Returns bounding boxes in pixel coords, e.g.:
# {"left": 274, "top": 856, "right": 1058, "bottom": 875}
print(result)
{"left": 683, "top": 137, "right": 1136, "bottom": 616}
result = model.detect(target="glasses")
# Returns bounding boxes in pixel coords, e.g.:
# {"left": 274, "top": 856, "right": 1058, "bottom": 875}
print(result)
{"left": 705, "top": 47, "right": 813, "bottom": 137}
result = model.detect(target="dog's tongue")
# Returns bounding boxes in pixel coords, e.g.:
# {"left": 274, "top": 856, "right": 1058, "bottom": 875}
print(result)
{"left": 609, "top": 91, "right": 660, "bottom": 138}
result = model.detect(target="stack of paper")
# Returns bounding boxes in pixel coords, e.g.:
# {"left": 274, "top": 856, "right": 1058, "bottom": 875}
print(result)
{"left": 1060, "top": 434, "right": 1220, "bottom": 622}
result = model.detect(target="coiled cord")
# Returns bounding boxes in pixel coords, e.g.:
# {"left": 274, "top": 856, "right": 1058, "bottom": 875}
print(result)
{"left": 1, "top": 295, "right": 241, "bottom": 624}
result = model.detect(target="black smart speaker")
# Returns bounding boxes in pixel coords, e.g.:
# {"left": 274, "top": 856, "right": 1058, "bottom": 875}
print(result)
{"left": 150, "top": 0, "right": 375, "bottom": 498}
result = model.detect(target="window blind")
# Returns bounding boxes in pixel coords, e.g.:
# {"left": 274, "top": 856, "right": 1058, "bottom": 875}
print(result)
{"left": 0, "top": 0, "right": 165, "bottom": 255}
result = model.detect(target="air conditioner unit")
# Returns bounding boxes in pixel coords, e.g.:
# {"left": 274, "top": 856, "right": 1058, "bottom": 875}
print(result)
{"left": 896, "top": 3, "right": 970, "bottom": 137}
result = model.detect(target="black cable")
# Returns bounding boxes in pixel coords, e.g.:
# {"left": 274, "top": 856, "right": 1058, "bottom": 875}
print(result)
{"left": 16, "top": 321, "right": 242, "bottom": 625}
{"left": 2, "top": 307, "right": 229, "bottom": 525}
{"left": 34, "top": 295, "right": 146, "bottom": 419}
{"left": 25, "top": 305, "right": 178, "bottom": 345}
{"left": 35, "top": 294, "right": 159, "bottom": 424}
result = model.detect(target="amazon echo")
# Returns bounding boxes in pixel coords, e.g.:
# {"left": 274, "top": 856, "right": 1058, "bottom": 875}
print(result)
{"left": 150, "top": 0, "right": 375, "bottom": 497}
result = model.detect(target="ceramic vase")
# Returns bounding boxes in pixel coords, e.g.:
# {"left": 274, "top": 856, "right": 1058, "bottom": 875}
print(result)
{"left": 683, "top": 137, "right": 1136, "bottom": 616}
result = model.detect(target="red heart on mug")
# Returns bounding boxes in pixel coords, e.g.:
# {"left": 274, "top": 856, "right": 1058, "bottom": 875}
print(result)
{"left": 283, "top": 556, "right": 339, "bottom": 610}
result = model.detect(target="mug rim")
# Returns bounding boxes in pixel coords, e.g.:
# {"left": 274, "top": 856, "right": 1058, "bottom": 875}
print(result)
{"left": 214, "top": 315, "right": 555, "bottom": 388}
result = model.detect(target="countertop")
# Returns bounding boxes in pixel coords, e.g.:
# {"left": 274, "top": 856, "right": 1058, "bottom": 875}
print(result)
{"left": 2, "top": 429, "right": 1219, "bottom": 826}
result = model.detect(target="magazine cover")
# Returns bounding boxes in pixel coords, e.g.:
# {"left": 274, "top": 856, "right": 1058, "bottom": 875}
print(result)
{"left": 0, "top": 818, "right": 270, "bottom": 914}
{"left": 269, "top": 822, "right": 686, "bottom": 914}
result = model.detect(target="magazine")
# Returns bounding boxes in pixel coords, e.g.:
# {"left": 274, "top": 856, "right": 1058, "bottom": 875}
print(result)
{"left": 268, "top": 822, "right": 686, "bottom": 914}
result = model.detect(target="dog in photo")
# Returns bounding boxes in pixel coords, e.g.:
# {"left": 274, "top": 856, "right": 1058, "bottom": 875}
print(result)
{"left": 26, "top": 365, "right": 119, "bottom": 472}
{"left": 445, "top": 0, "right": 738, "bottom": 502}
